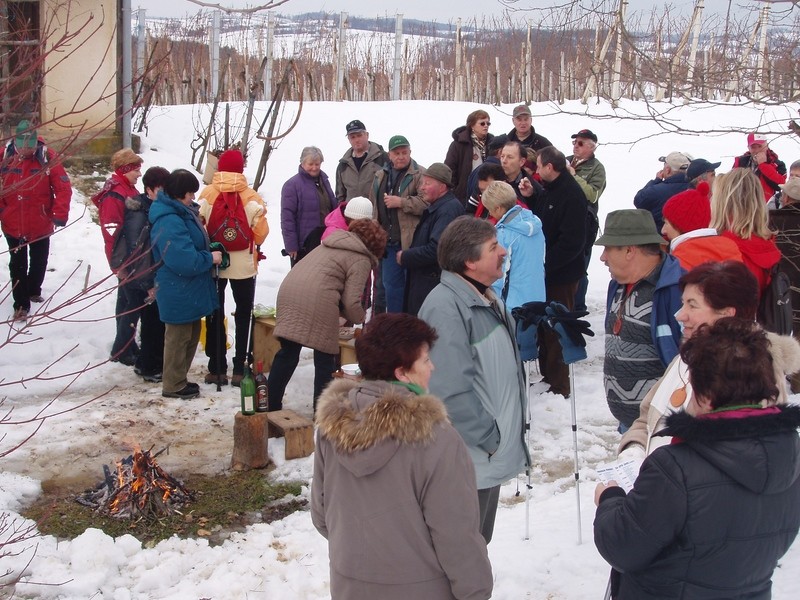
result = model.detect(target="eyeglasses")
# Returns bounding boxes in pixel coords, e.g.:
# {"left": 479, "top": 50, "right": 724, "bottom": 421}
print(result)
{"left": 478, "top": 121, "right": 491, "bottom": 126}
{"left": 572, "top": 140, "right": 586, "bottom": 147}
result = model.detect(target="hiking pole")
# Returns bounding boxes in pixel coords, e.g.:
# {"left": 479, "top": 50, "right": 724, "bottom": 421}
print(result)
{"left": 569, "top": 362, "right": 582, "bottom": 545}
{"left": 602, "top": 574, "right": 613, "bottom": 600}
{"left": 245, "top": 248, "right": 261, "bottom": 371}
{"left": 524, "top": 359, "right": 534, "bottom": 541}
{"left": 214, "top": 265, "right": 223, "bottom": 393}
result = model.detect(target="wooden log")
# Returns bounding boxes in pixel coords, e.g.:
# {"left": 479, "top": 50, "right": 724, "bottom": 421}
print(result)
{"left": 231, "top": 411, "right": 270, "bottom": 471}
{"left": 267, "top": 409, "right": 315, "bottom": 460}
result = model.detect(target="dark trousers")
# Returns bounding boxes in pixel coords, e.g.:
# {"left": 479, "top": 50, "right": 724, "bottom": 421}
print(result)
{"left": 539, "top": 280, "right": 579, "bottom": 396}
{"left": 128, "top": 290, "right": 165, "bottom": 376}
{"left": 111, "top": 283, "right": 141, "bottom": 361}
{"left": 381, "top": 243, "right": 407, "bottom": 313}
{"left": 206, "top": 277, "right": 255, "bottom": 376}
{"left": 574, "top": 215, "right": 599, "bottom": 313}
{"left": 574, "top": 248, "right": 593, "bottom": 313}
{"left": 267, "top": 338, "right": 337, "bottom": 414}
{"left": 477, "top": 485, "right": 501, "bottom": 544}
{"left": 5, "top": 234, "right": 49, "bottom": 311}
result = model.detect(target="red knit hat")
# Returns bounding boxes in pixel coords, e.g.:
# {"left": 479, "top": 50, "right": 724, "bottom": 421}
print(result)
{"left": 217, "top": 149, "right": 244, "bottom": 173}
{"left": 662, "top": 182, "right": 711, "bottom": 234}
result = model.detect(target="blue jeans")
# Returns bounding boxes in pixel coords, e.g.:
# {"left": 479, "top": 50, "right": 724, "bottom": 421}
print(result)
{"left": 382, "top": 243, "right": 407, "bottom": 313}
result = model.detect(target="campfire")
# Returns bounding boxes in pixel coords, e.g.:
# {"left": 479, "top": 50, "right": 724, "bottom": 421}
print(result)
{"left": 77, "top": 446, "right": 194, "bottom": 519}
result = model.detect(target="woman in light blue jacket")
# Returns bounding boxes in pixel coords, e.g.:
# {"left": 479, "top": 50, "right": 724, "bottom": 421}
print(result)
{"left": 482, "top": 180, "right": 545, "bottom": 309}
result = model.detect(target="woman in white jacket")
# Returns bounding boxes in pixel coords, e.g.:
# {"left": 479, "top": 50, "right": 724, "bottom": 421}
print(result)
{"left": 618, "top": 260, "right": 800, "bottom": 460}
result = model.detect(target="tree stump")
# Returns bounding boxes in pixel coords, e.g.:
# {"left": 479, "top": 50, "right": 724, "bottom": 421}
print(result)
{"left": 231, "top": 411, "right": 270, "bottom": 471}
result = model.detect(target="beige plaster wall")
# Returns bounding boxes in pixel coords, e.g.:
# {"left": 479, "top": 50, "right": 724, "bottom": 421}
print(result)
{"left": 40, "top": 0, "right": 119, "bottom": 140}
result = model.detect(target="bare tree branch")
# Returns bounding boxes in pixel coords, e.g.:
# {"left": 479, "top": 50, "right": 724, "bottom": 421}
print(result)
{"left": 184, "top": 0, "right": 292, "bottom": 15}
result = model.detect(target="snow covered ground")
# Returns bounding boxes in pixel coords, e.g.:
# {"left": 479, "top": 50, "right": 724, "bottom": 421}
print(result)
{"left": 1, "top": 97, "right": 798, "bottom": 598}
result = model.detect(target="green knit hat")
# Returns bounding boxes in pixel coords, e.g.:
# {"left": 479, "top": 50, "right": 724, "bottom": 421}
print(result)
{"left": 14, "top": 120, "right": 38, "bottom": 150}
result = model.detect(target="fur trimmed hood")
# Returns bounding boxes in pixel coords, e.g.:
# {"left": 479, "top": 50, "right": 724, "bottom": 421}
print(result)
{"left": 766, "top": 331, "right": 800, "bottom": 377}
{"left": 315, "top": 378, "right": 450, "bottom": 477}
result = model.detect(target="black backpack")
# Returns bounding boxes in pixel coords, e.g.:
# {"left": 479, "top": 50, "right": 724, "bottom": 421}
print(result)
{"left": 757, "top": 265, "right": 793, "bottom": 335}
{"left": 110, "top": 212, "right": 157, "bottom": 289}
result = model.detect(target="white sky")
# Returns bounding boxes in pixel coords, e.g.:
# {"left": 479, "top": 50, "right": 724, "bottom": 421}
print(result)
{"left": 133, "top": 0, "right": 769, "bottom": 24}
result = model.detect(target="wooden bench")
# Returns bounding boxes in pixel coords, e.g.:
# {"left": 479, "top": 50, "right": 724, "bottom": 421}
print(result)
{"left": 267, "top": 409, "right": 315, "bottom": 460}
{"left": 253, "top": 316, "right": 357, "bottom": 372}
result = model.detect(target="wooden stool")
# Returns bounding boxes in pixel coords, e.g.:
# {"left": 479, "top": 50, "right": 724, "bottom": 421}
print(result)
{"left": 231, "top": 411, "right": 270, "bottom": 471}
{"left": 267, "top": 409, "right": 315, "bottom": 460}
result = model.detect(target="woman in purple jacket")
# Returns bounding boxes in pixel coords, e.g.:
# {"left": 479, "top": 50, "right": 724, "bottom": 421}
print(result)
{"left": 280, "top": 146, "right": 338, "bottom": 265}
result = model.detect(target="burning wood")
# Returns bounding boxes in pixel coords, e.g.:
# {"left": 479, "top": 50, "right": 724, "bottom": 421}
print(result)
{"left": 76, "top": 446, "right": 194, "bottom": 519}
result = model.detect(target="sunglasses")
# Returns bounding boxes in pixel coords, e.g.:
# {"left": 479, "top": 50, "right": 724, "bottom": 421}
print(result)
{"left": 478, "top": 120, "right": 491, "bottom": 126}
{"left": 572, "top": 139, "right": 587, "bottom": 147}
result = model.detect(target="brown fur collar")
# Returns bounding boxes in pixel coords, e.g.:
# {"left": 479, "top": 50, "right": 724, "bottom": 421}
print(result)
{"left": 315, "top": 378, "right": 449, "bottom": 453}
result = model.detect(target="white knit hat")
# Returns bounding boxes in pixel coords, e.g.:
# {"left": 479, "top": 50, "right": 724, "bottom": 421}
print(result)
{"left": 343, "top": 196, "right": 374, "bottom": 220}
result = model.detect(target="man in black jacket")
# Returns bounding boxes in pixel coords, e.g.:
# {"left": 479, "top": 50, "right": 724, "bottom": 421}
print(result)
{"left": 507, "top": 104, "right": 553, "bottom": 151}
{"left": 522, "top": 146, "right": 587, "bottom": 397}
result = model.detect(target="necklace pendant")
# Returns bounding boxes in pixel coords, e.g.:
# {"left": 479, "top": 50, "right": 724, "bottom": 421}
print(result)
{"left": 612, "top": 316, "right": 622, "bottom": 335}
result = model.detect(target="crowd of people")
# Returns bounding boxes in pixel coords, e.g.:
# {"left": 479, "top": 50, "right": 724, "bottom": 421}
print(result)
{"left": 3, "top": 110, "right": 800, "bottom": 599}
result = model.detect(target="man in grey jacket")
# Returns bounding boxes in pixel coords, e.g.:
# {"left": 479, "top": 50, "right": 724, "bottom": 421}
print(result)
{"left": 335, "top": 119, "right": 387, "bottom": 203}
{"left": 419, "top": 216, "right": 530, "bottom": 543}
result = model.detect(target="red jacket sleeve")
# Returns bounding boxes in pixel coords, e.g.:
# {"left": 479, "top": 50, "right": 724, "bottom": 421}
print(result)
{"left": 758, "top": 162, "right": 786, "bottom": 191}
{"left": 48, "top": 156, "right": 72, "bottom": 224}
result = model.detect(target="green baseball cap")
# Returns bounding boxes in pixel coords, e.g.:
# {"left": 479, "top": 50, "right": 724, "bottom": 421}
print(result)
{"left": 14, "top": 120, "right": 38, "bottom": 150}
{"left": 388, "top": 135, "right": 410, "bottom": 151}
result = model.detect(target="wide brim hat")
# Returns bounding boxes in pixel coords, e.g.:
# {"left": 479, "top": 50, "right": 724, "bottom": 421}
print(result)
{"left": 595, "top": 209, "right": 665, "bottom": 246}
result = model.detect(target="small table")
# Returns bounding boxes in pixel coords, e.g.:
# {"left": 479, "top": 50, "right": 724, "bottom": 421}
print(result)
{"left": 253, "top": 316, "right": 357, "bottom": 372}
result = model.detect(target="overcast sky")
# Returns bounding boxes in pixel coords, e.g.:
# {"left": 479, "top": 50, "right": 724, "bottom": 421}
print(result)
{"left": 133, "top": 1, "right": 769, "bottom": 24}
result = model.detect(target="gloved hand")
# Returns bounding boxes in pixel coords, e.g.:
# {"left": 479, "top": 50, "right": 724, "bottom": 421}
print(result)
{"left": 545, "top": 302, "right": 594, "bottom": 348}
{"left": 209, "top": 242, "right": 230, "bottom": 269}
{"left": 512, "top": 301, "right": 549, "bottom": 331}
{"left": 53, "top": 218, "right": 66, "bottom": 227}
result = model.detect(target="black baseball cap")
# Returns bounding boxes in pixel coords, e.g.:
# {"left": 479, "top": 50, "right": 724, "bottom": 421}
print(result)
{"left": 686, "top": 158, "right": 721, "bottom": 181}
{"left": 345, "top": 120, "right": 367, "bottom": 135}
{"left": 571, "top": 129, "right": 598, "bottom": 143}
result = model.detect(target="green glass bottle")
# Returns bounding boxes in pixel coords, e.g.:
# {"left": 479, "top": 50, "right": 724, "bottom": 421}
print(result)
{"left": 240, "top": 365, "right": 256, "bottom": 415}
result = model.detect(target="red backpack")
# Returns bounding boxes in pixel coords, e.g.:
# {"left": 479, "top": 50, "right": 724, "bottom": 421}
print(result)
{"left": 206, "top": 191, "right": 253, "bottom": 252}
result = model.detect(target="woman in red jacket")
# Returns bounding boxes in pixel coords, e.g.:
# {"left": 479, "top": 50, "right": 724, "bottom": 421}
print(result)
{"left": 91, "top": 148, "right": 143, "bottom": 364}
{"left": 0, "top": 120, "right": 71, "bottom": 321}
{"left": 710, "top": 168, "right": 781, "bottom": 295}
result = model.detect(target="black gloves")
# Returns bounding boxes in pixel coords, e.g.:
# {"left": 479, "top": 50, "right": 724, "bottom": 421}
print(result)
{"left": 512, "top": 301, "right": 549, "bottom": 331}
{"left": 545, "top": 303, "right": 594, "bottom": 347}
